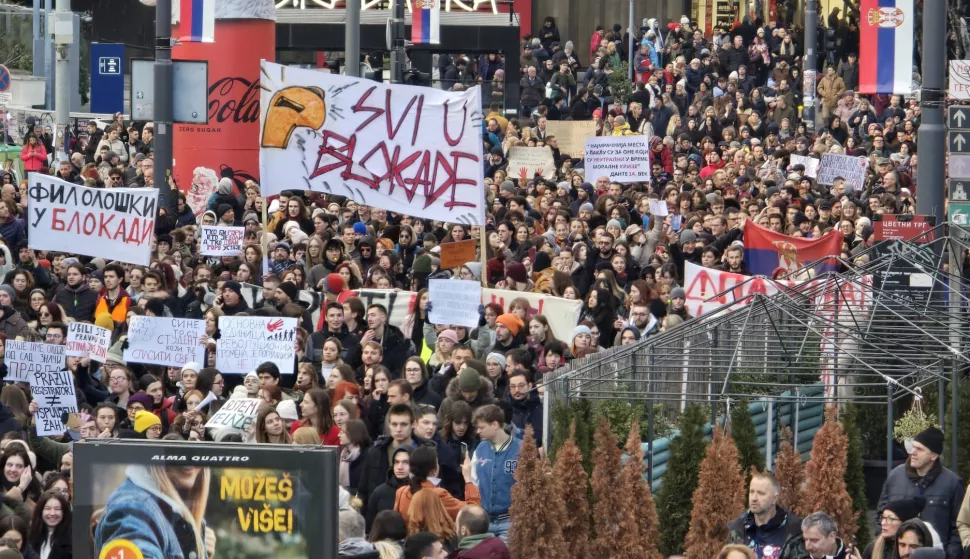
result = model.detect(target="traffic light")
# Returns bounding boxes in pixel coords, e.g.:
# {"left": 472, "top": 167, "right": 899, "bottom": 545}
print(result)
{"left": 403, "top": 69, "right": 432, "bottom": 87}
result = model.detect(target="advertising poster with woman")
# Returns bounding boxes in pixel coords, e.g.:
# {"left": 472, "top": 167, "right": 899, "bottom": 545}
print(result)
{"left": 72, "top": 440, "right": 339, "bottom": 559}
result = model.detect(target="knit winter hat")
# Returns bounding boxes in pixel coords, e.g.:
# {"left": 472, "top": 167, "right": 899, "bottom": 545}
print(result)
{"left": 216, "top": 204, "right": 233, "bottom": 219}
{"left": 412, "top": 255, "right": 433, "bottom": 275}
{"left": 278, "top": 281, "right": 299, "bottom": 302}
{"left": 506, "top": 262, "right": 528, "bottom": 284}
{"left": 913, "top": 426, "right": 944, "bottom": 455}
{"left": 572, "top": 325, "right": 592, "bottom": 340}
{"left": 324, "top": 273, "right": 345, "bottom": 294}
{"left": 353, "top": 222, "right": 368, "bottom": 235}
{"left": 133, "top": 410, "right": 161, "bottom": 433}
{"left": 458, "top": 367, "right": 482, "bottom": 392}
{"left": 884, "top": 497, "right": 926, "bottom": 523}
{"left": 671, "top": 287, "right": 686, "bottom": 300}
{"left": 495, "top": 313, "right": 524, "bottom": 336}
{"left": 438, "top": 329, "right": 459, "bottom": 344}
{"left": 0, "top": 285, "right": 15, "bottom": 303}
{"left": 126, "top": 392, "right": 154, "bottom": 410}
{"left": 462, "top": 262, "right": 482, "bottom": 281}
{"left": 486, "top": 352, "right": 507, "bottom": 371}
{"left": 276, "top": 399, "right": 299, "bottom": 422}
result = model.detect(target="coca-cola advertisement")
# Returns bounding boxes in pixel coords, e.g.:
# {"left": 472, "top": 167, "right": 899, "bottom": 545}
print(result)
{"left": 172, "top": 0, "right": 275, "bottom": 217}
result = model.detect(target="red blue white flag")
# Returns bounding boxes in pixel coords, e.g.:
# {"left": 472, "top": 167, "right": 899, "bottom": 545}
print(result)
{"left": 858, "top": 0, "right": 914, "bottom": 94}
{"left": 179, "top": 0, "right": 215, "bottom": 43}
{"left": 743, "top": 222, "right": 844, "bottom": 276}
{"left": 411, "top": 0, "right": 441, "bottom": 45}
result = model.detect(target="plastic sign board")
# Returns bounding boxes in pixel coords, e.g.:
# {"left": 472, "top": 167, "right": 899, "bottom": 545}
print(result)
{"left": 90, "top": 43, "right": 125, "bottom": 115}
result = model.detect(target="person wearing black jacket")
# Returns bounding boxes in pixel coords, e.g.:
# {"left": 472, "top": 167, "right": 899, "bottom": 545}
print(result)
{"left": 727, "top": 472, "right": 803, "bottom": 557}
{"left": 508, "top": 369, "right": 542, "bottom": 446}
{"left": 358, "top": 404, "right": 422, "bottom": 507}
{"left": 364, "top": 447, "right": 411, "bottom": 532}
{"left": 404, "top": 358, "right": 442, "bottom": 409}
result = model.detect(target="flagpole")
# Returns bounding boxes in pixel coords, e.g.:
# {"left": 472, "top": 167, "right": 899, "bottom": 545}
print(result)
{"left": 155, "top": 0, "right": 174, "bottom": 211}
{"left": 915, "top": 0, "right": 944, "bottom": 223}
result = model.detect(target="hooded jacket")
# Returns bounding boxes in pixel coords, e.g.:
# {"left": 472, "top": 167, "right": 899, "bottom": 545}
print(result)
{"left": 509, "top": 391, "right": 543, "bottom": 446}
{"left": 0, "top": 306, "right": 29, "bottom": 339}
{"left": 364, "top": 447, "right": 410, "bottom": 531}
{"left": 337, "top": 539, "right": 379, "bottom": 559}
{"left": 358, "top": 435, "right": 426, "bottom": 507}
{"left": 438, "top": 375, "right": 496, "bottom": 425}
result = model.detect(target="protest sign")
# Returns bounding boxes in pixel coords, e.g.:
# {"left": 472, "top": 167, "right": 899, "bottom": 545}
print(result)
{"left": 648, "top": 199, "right": 669, "bottom": 217}
{"left": 259, "top": 61, "right": 485, "bottom": 225}
{"left": 31, "top": 370, "right": 78, "bottom": 436}
{"left": 790, "top": 154, "right": 821, "bottom": 178}
{"left": 481, "top": 288, "right": 582, "bottom": 342}
{"left": 200, "top": 225, "right": 245, "bottom": 256}
{"left": 217, "top": 316, "right": 298, "bottom": 375}
{"left": 507, "top": 147, "right": 555, "bottom": 180}
{"left": 816, "top": 153, "right": 869, "bottom": 191}
{"left": 3, "top": 341, "right": 64, "bottom": 383}
{"left": 65, "top": 322, "right": 111, "bottom": 363}
{"left": 545, "top": 120, "right": 597, "bottom": 159}
{"left": 428, "top": 280, "right": 482, "bottom": 328}
{"left": 439, "top": 239, "right": 477, "bottom": 270}
{"left": 205, "top": 398, "right": 262, "bottom": 432}
{"left": 124, "top": 316, "right": 207, "bottom": 367}
{"left": 584, "top": 135, "right": 652, "bottom": 183}
{"left": 26, "top": 173, "right": 158, "bottom": 266}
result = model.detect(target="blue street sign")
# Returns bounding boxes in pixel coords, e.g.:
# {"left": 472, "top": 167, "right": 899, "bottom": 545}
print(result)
{"left": 0, "top": 65, "right": 10, "bottom": 92}
{"left": 90, "top": 43, "right": 124, "bottom": 115}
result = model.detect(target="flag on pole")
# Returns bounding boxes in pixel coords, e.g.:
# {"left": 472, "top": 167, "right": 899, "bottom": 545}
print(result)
{"left": 858, "top": 0, "right": 914, "bottom": 94}
{"left": 179, "top": 0, "right": 216, "bottom": 43}
{"left": 411, "top": 0, "right": 441, "bottom": 45}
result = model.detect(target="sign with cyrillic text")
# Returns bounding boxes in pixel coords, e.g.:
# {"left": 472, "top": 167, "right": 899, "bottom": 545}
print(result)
{"left": 790, "top": 154, "right": 820, "bottom": 178}
{"left": 31, "top": 370, "right": 78, "bottom": 436}
{"left": 3, "top": 341, "right": 64, "bottom": 383}
{"left": 200, "top": 226, "right": 245, "bottom": 256}
{"left": 65, "top": 322, "right": 112, "bottom": 363}
{"left": 584, "top": 135, "right": 652, "bottom": 183}
{"left": 216, "top": 316, "right": 297, "bottom": 375}
{"left": 124, "top": 316, "right": 206, "bottom": 367}
{"left": 428, "top": 279, "right": 482, "bottom": 328}
{"left": 26, "top": 173, "right": 158, "bottom": 265}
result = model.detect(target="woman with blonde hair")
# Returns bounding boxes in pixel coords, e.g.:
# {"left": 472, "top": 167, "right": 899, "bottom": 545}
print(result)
{"left": 718, "top": 544, "right": 757, "bottom": 559}
{"left": 292, "top": 427, "right": 320, "bottom": 445}
{"left": 94, "top": 465, "right": 213, "bottom": 559}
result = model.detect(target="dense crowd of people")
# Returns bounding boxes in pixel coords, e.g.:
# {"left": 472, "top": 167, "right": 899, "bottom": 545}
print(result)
{"left": 0, "top": 4, "right": 950, "bottom": 559}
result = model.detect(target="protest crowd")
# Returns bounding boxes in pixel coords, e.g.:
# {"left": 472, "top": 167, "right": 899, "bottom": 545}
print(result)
{"left": 0, "top": 4, "right": 962, "bottom": 559}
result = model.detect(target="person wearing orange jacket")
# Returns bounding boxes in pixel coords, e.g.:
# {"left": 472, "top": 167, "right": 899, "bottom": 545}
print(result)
{"left": 393, "top": 445, "right": 479, "bottom": 525}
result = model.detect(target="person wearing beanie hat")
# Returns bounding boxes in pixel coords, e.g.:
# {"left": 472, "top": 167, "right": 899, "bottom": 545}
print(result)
{"left": 460, "top": 262, "right": 482, "bottom": 282}
{"left": 126, "top": 392, "right": 155, "bottom": 414}
{"left": 276, "top": 281, "right": 300, "bottom": 305}
{"left": 865, "top": 497, "right": 928, "bottom": 559}
{"left": 216, "top": 203, "right": 235, "bottom": 225}
{"left": 323, "top": 273, "right": 345, "bottom": 296}
{"left": 500, "top": 180, "right": 517, "bottom": 196}
{"left": 490, "top": 313, "right": 524, "bottom": 355}
{"left": 438, "top": 329, "right": 460, "bottom": 345}
{"left": 133, "top": 410, "right": 162, "bottom": 438}
{"left": 353, "top": 222, "right": 369, "bottom": 236}
{"left": 878, "top": 425, "right": 963, "bottom": 557}
{"left": 504, "top": 262, "right": 529, "bottom": 288}
{"left": 219, "top": 280, "right": 250, "bottom": 315}
{"left": 485, "top": 258, "right": 506, "bottom": 285}
{"left": 457, "top": 367, "right": 482, "bottom": 394}
{"left": 276, "top": 400, "right": 299, "bottom": 428}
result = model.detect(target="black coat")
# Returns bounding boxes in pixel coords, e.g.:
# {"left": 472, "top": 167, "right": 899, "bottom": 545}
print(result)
{"left": 365, "top": 467, "right": 408, "bottom": 532}
{"left": 413, "top": 380, "right": 443, "bottom": 409}
{"left": 347, "top": 444, "right": 369, "bottom": 497}
{"left": 509, "top": 392, "right": 543, "bottom": 446}
{"left": 877, "top": 460, "right": 965, "bottom": 558}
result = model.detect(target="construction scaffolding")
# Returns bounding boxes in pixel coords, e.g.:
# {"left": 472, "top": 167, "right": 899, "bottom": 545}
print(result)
{"left": 542, "top": 225, "right": 970, "bottom": 479}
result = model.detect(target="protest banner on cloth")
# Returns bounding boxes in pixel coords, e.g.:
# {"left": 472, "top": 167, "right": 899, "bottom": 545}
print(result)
{"left": 31, "top": 370, "right": 78, "bottom": 436}
{"left": 217, "top": 316, "right": 298, "bottom": 375}
{"left": 507, "top": 147, "right": 556, "bottom": 180}
{"left": 438, "top": 239, "right": 477, "bottom": 270}
{"left": 481, "top": 288, "right": 582, "bottom": 342}
{"left": 545, "top": 120, "right": 597, "bottom": 158}
{"left": 816, "top": 153, "right": 869, "bottom": 191}
{"left": 259, "top": 61, "right": 486, "bottom": 225}
{"left": 205, "top": 398, "right": 262, "bottom": 432}
{"left": 428, "top": 280, "right": 482, "bottom": 328}
{"left": 790, "top": 154, "right": 821, "bottom": 178}
{"left": 3, "top": 341, "right": 64, "bottom": 383}
{"left": 26, "top": 173, "right": 158, "bottom": 266}
{"left": 65, "top": 322, "right": 112, "bottom": 363}
{"left": 124, "top": 316, "right": 207, "bottom": 367}
{"left": 200, "top": 225, "right": 245, "bottom": 256}
{"left": 743, "top": 222, "right": 844, "bottom": 276}
{"left": 584, "top": 136, "right": 652, "bottom": 183}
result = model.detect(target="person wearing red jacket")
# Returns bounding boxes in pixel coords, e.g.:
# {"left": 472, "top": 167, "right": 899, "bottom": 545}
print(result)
{"left": 453, "top": 505, "right": 511, "bottom": 559}
{"left": 589, "top": 26, "right": 603, "bottom": 64}
{"left": 20, "top": 134, "right": 47, "bottom": 173}
{"left": 649, "top": 136, "right": 674, "bottom": 175}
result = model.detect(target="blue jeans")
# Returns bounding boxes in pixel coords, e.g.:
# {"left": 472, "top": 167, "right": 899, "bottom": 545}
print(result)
{"left": 488, "top": 516, "right": 511, "bottom": 543}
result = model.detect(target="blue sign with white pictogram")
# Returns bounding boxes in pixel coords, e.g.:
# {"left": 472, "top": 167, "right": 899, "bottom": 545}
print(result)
{"left": 90, "top": 43, "right": 124, "bottom": 114}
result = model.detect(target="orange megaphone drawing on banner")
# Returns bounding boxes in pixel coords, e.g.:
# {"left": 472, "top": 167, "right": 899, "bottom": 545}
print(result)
{"left": 261, "top": 86, "right": 327, "bottom": 149}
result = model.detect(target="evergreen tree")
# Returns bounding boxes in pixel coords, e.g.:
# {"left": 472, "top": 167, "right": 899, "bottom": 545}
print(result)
{"left": 799, "top": 406, "right": 858, "bottom": 542}
{"left": 731, "top": 399, "right": 765, "bottom": 495}
{"left": 841, "top": 403, "right": 870, "bottom": 547}
{"left": 508, "top": 425, "right": 569, "bottom": 558}
{"left": 551, "top": 422, "right": 591, "bottom": 559}
{"left": 591, "top": 416, "right": 640, "bottom": 557}
{"left": 684, "top": 427, "right": 746, "bottom": 559}
{"left": 657, "top": 404, "right": 709, "bottom": 557}
{"left": 622, "top": 421, "right": 663, "bottom": 559}
{"left": 943, "top": 378, "right": 970, "bottom": 482}
{"left": 773, "top": 426, "right": 805, "bottom": 513}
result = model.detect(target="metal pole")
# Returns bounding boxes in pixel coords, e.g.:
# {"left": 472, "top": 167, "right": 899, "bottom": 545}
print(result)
{"left": 45, "top": 0, "right": 54, "bottom": 110}
{"left": 32, "top": 0, "right": 42, "bottom": 77}
{"left": 766, "top": 400, "right": 774, "bottom": 471}
{"left": 802, "top": 0, "right": 817, "bottom": 134}
{"left": 345, "top": 0, "right": 360, "bottom": 77}
{"left": 915, "top": 0, "right": 945, "bottom": 220}
{"left": 887, "top": 384, "right": 894, "bottom": 478}
{"left": 154, "top": 0, "right": 173, "bottom": 211}
{"left": 390, "top": 0, "right": 406, "bottom": 83}
{"left": 53, "top": 0, "right": 69, "bottom": 163}
{"left": 628, "top": 0, "right": 635, "bottom": 82}
{"left": 953, "top": 356, "right": 959, "bottom": 470}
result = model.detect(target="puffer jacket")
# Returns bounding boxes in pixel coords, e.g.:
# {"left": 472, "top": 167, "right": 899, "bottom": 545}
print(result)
{"left": 878, "top": 459, "right": 965, "bottom": 558}
{"left": 438, "top": 375, "right": 495, "bottom": 424}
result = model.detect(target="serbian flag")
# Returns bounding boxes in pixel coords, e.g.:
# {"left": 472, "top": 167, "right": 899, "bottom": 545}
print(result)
{"left": 743, "top": 223, "right": 844, "bottom": 276}
{"left": 411, "top": 0, "right": 441, "bottom": 45}
{"left": 858, "top": 0, "right": 914, "bottom": 94}
{"left": 179, "top": 0, "right": 215, "bottom": 43}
